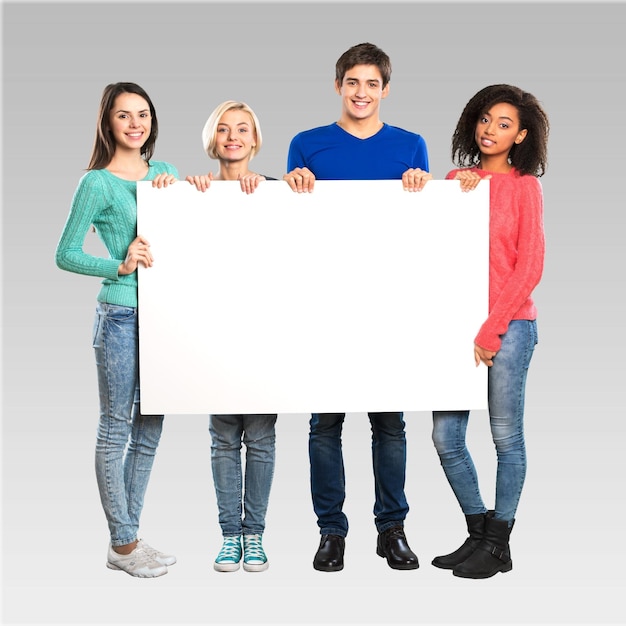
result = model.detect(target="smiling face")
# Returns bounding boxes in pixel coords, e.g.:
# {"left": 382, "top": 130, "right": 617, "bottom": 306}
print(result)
{"left": 335, "top": 64, "right": 389, "bottom": 125}
{"left": 214, "top": 108, "right": 257, "bottom": 164}
{"left": 474, "top": 102, "right": 527, "bottom": 167}
{"left": 109, "top": 92, "right": 151, "bottom": 152}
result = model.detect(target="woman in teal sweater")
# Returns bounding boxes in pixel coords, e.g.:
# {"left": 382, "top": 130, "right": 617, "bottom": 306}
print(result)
{"left": 55, "top": 82, "right": 178, "bottom": 578}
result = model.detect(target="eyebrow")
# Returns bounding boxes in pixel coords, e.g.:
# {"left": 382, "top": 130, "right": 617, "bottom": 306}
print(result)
{"left": 345, "top": 76, "right": 381, "bottom": 84}
{"left": 114, "top": 108, "right": 149, "bottom": 114}
{"left": 482, "top": 112, "right": 515, "bottom": 123}
{"left": 217, "top": 122, "right": 251, "bottom": 127}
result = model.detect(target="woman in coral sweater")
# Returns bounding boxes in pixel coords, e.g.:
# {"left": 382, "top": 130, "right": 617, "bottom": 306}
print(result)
{"left": 431, "top": 84, "right": 549, "bottom": 579}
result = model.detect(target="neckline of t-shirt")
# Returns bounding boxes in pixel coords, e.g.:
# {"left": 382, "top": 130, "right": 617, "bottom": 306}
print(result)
{"left": 334, "top": 121, "right": 387, "bottom": 141}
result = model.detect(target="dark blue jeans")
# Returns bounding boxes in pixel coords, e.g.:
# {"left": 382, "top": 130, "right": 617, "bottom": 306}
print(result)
{"left": 309, "top": 412, "right": 409, "bottom": 537}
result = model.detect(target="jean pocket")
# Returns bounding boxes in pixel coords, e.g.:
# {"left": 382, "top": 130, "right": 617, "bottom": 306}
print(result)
{"left": 104, "top": 304, "right": 136, "bottom": 322}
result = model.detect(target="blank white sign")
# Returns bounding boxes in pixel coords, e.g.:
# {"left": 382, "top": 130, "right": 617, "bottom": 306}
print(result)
{"left": 137, "top": 179, "right": 489, "bottom": 415}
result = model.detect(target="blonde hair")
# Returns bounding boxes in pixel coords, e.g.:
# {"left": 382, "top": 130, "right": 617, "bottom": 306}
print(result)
{"left": 202, "top": 100, "right": 263, "bottom": 160}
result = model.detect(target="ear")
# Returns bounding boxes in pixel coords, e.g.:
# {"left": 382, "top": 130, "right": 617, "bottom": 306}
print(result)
{"left": 334, "top": 78, "right": 342, "bottom": 95}
{"left": 515, "top": 128, "right": 528, "bottom": 144}
{"left": 381, "top": 83, "right": 390, "bottom": 99}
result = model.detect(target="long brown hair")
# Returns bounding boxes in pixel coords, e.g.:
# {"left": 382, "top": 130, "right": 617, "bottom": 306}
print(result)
{"left": 87, "top": 82, "right": 159, "bottom": 170}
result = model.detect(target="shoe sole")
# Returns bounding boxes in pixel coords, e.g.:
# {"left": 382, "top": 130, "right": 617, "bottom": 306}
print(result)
{"left": 376, "top": 548, "right": 419, "bottom": 570}
{"left": 243, "top": 561, "right": 269, "bottom": 572}
{"left": 313, "top": 562, "right": 344, "bottom": 572}
{"left": 106, "top": 561, "right": 168, "bottom": 577}
{"left": 452, "top": 561, "right": 513, "bottom": 579}
{"left": 214, "top": 561, "right": 240, "bottom": 572}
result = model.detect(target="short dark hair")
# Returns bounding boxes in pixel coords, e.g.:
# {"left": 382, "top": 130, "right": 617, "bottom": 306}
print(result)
{"left": 452, "top": 84, "right": 549, "bottom": 177}
{"left": 335, "top": 42, "right": 392, "bottom": 88}
{"left": 87, "top": 82, "right": 159, "bottom": 170}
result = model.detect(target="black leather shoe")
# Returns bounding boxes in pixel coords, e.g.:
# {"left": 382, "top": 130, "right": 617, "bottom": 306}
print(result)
{"left": 313, "top": 534, "right": 345, "bottom": 572}
{"left": 376, "top": 526, "right": 419, "bottom": 570}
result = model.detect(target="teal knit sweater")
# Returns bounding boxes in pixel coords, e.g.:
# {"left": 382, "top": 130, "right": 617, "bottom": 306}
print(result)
{"left": 55, "top": 161, "right": 179, "bottom": 307}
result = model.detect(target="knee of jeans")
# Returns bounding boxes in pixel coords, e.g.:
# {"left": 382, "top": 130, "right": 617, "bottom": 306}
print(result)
{"left": 211, "top": 437, "right": 243, "bottom": 453}
{"left": 493, "top": 433, "right": 525, "bottom": 457}
{"left": 492, "top": 420, "right": 525, "bottom": 455}
{"left": 432, "top": 420, "right": 455, "bottom": 452}
{"left": 431, "top": 430, "right": 446, "bottom": 454}
{"left": 244, "top": 431, "right": 275, "bottom": 447}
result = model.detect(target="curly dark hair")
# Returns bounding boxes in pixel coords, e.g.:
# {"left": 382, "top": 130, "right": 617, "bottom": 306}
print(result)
{"left": 335, "top": 42, "right": 392, "bottom": 88}
{"left": 87, "top": 82, "right": 159, "bottom": 170}
{"left": 451, "top": 84, "right": 549, "bottom": 177}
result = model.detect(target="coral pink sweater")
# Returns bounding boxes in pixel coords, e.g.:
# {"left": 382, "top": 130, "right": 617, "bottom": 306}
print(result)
{"left": 446, "top": 167, "right": 545, "bottom": 352}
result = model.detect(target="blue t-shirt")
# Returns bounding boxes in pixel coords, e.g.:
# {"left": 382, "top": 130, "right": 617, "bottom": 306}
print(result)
{"left": 287, "top": 122, "right": 429, "bottom": 180}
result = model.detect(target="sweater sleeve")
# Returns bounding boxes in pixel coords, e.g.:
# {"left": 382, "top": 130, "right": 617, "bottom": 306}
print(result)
{"left": 475, "top": 176, "right": 545, "bottom": 351}
{"left": 55, "top": 172, "right": 121, "bottom": 280}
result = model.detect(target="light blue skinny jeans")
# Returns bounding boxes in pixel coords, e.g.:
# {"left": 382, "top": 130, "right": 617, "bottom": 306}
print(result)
{"left": 432, "top": 320, "right": 538, "bottom": 525}
{"left": 209, "top": 413, "right": 277, "bottom": 537}
{"left": 93, "top": 302, "right": 164, "bottom": 547}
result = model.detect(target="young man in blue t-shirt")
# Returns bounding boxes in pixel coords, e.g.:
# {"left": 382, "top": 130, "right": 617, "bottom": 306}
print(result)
{"left": 284, "top": 42, "right": 431, "bottom": 572}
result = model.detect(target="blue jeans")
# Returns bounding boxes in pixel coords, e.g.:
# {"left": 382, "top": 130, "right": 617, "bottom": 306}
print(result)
{"left": 92, "top": 302, "right": 164, "bottom": 547}
{"left": 209, "top": 414, "right": 277, "bottom": 536}
{"left": 309, "top": 412, "right": 409, "bottom": 536}
{"left": 432, "top": 319, "right": 538, "bottom": 523}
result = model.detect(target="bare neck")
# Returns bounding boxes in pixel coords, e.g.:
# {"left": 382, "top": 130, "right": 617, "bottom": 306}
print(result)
{"left": 215, "top": 160, "right": 252, "bottom": 181}
{"left": 106, "top": 149, "right": 149, "bottom": 181}
{"left": 478, "top": 154, "right": 513, "bottom": 174}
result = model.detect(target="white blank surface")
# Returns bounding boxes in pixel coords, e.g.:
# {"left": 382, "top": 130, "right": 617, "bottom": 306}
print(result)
{"left": 137, "top": 179, "right": 489, "bottom": 414}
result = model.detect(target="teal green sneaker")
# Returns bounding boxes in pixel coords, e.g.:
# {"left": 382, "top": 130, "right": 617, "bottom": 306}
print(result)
{"left": 214, "top": 536, "right": 242, "bottom": 572}
{"left": 243, "top": 534, "right": 269, "bottom": 572}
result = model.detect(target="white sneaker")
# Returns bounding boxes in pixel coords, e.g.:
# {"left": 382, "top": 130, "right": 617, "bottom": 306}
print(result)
{"left": 106, "top": 544, "right": 168, "bottom": 578}
{"left": 137, "top": 538, "right": 177, "bottom": 566}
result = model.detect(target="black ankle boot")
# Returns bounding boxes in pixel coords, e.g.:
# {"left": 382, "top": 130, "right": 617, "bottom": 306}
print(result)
{"left": 432, "top": 512, "right": 487, "bottom": 569}
{"left": 453, "top": 515, "right": 514, "bottom": 579}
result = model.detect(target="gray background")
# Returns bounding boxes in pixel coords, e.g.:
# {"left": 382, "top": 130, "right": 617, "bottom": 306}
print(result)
{"left": 2, "top": 1, "right": 625, "bottom": 624}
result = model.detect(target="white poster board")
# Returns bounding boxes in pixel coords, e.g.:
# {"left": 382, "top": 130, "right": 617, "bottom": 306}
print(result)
{"left": 137, "top": 180, "right": 489, "bottom": 414}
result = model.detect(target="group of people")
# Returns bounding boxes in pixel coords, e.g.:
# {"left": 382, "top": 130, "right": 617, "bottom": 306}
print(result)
{"left": 55, "top": 42, "right": 550, "bottom": 581}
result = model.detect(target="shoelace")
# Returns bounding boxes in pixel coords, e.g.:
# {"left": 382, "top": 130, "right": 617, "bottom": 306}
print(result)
{"left": 243, "top": 535, "right": 266, "bottom": 562}
{"left": 217, "top": 537, "right": 241, "bottom": 562}
{"left": 117, "top": 546, "right": 155, "bottom": 565}
{"left": 137, "top": 539, "right": 159, "bottom": 558}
